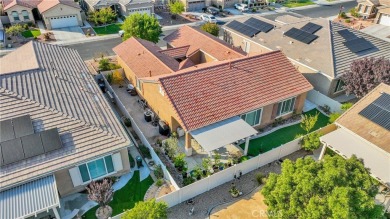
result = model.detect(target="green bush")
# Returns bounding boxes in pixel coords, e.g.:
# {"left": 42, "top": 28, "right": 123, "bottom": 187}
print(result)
{"left": 156, "top": 179, "right": 164, "bottom": 187}
{"left": 109, "top": 63, "right": 121, "bottom": 70}
{"left": 183, "top": 177, "right": 195, "bottom": 186}
{"left": 349, "top": 8, "right": 359, "bottom": 18}
{"left": 124, "top": 118, "right": 132, "bottom": 127}
{"left": 345, "top": 19, "right": 351, "bottom": 23}
{"left": 340, "top": 12, "right": 347, "bottom": 19}
{"left": 154, "top": 164, "right": 164, "bottom": 179}
{"left": 329, "top": 112, "right": 341, "bottom": 123}
{"left": 129, "top": 154, "right": 135, "bottom": 168}
{"left": 24, "top": 24, "right": 29, "bottom": 30}
{"left": 341, "top": 102, "right": 353, "bottom": 111}
{"left": 99, "top": 58, "right": 110, "bottom": 71}
{"left": 139, "top": 144, "right": 152, "bottom": 159}
{"left": 239, "top": 156, "right": 249, "bottom": 163}
{"left": 256, "top": 173, "right": 265, "bottom": 185}
{"left": 106, "top": 73, "right": 113, "bottom": 84}
{"left": 301, "top": 132, "right": 322, "bottom": 151}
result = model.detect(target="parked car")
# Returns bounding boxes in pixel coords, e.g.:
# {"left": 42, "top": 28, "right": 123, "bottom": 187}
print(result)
{"left": 206, "top": 7, "right": 219, "bottom": 15}
{"left": 200, "top": 14, "right": 217, "bottom": 23}
{"left": 234, "top": 3, "right": 248, "bottom": 11}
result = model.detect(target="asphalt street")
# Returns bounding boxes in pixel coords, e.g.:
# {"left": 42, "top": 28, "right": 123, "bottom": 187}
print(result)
{"left": 69, "top": 1, "right": 357, "bottom": 60}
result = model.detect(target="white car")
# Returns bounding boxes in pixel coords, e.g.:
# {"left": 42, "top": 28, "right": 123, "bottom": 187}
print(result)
{"left": 234, "top": 3, "right": 248, "bottom": 11}
{"left": 200, "top": 14, "right": 217, "bottom": 23}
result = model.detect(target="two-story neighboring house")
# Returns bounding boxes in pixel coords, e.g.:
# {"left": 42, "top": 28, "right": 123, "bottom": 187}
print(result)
{"left": 113, "top": 26, "right": 313, "bottom": 157}
{"left": 0, "top": 41, "right": 132, "bottom": 219}
{"left": 81, "top": 0, "right": 154, "bottom": 17}
{"left": 222, "top": 16, "right": 390, "bottom": 101}
{"left": 356, "top": 0, "right": 390, "bottom": 25}
{"left": 1, "top": 0, "right": 83, "bottom": 29}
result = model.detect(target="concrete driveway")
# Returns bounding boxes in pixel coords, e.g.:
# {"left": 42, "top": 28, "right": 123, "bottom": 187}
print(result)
{"left": 51, "top": 26, "right": 86, "bottom": 42}
{"left": 361, "top": 24, "right": 390, "bottom": 43}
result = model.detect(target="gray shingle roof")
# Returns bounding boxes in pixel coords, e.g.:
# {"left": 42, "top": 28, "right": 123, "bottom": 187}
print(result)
{"left": 0, "top": 41, "right": 130, "bottom": 190}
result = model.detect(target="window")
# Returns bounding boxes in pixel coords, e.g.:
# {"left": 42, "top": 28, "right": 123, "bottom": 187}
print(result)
{"left": 277, "top": 97, "right": 296, "bottom": 117}
{"left": 243, "top": 41, "right": 250, "bottom": 53}
{"left": 241, "top": 108, "right": 262, "bottom": 126}
{"left": 334, "top": 79, "right": 345, "bottom": 93}
{"left": 21, "top": 10, "right": 29, "bottom": 20}
{"left": 136, "top": 79, "right": 142, "bottom": 91}
{"left": 12, "top": 11, "right": 19, "bottom": 21}
{"left": 78, "top": 155, "right": 115, "bottom": 183}
{"left": 159, "top": 85, "right": 165, "bottom": 96}
{"left": 364, "top": 6, "right": 369, "bottom": 13}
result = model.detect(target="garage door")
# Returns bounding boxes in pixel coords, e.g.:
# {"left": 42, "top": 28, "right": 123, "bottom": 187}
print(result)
{"left": 50, "top": 15, "right": 78, "bottom": 29}
{"left": 188, "top": 1, "right": 205, "bottom": 11}
{"left": 128, "top": 7, "right": 151, "bottom": 16}
{"left": 379, "top": 14, "right": 390, "bottom": 26}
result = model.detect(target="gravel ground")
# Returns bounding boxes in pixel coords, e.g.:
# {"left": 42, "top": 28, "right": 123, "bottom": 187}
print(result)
{"left": 167, "top": 150, "right": 309, "bottom": 219}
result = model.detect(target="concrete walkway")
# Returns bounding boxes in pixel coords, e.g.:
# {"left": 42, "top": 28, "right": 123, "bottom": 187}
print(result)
{"left": 36, "top": 21, "right": 46, "bottom": 34}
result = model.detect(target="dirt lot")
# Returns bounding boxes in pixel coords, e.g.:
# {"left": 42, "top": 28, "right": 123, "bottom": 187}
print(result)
{"left": 333, "top": 13, "right": 375, "bottom": 30}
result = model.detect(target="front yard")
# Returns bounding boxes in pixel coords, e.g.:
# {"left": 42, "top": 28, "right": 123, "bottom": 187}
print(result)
{"left": 283, "top": 0, "right": 314, "bottom": 8}
{"left": 93, "top": 23, "right": 122, "bottom": 35}
{"left": 21, "top": 28, "right": 41, "bottom": 38}
{"left": 82, "top": 171, "right": 154, "bottom": 218}
{"left": 241, "top": 109, "right": 329, "bottom": 156}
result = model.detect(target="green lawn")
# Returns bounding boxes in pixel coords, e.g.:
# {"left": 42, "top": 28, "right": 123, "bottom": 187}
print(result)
{"left": 82, "top": 171, "right": 154, "bottom": 218}
{"left": 283, "top": 0, "right": 314, "bottom": 8}
{"left": 241, "top": 109, "right": 329, "bottom": 156}
{"left": 22, "top": 29, "right": 41, "bottom": 38}
{"left": 93, "top": 23, "right": 122, "bottom": 35}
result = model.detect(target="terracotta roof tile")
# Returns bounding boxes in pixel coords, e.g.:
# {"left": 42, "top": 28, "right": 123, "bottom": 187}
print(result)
{"left": 178, "top": 58, "right": 195, "bottom": 70}
{"left": 159, "top": 51, "right": 313, "bottom": 131}
{"left": 159, "top": 45, "right": 189, "bottom": 58}
{"left": 3, "top": 0, "right": 42, "bottom": 10}
{"left": 113, "top": 37, "right": 179, "bottom": 78}
{"left": 163, "top": 26, "right": 246, "bottom": 61}
{"left": 37, "top": 0, "right": 80, "bottom": 13}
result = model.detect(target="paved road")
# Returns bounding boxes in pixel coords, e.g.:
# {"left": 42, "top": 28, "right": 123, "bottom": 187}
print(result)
{"left": 70, "top": 1, "right": 357, "bottom": 60}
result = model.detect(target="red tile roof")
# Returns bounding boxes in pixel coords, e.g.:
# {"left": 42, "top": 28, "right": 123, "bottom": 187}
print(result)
{"left": 3, "top": 0, "right": 42, "bottom": 10}
{"left": 163, "top": 25, "right": 246, "bottom": 61}
{"left": 159, "top": 46, "right": 190, "bottom": 58}
{"left": 113, "top": 37, "right": 179, "bottom": 78}
{"left": 159, "top": 51, "right": 313, "bottom": 131}
{"left": 37, "top": 0, "right": 80, "bottom": 13}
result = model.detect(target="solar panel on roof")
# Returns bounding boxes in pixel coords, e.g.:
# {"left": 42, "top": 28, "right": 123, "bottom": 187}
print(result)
{"left": 359, "top": 93, "right": 390, "bottom": 130}
{"left": 0, "top": 119, "right": 15, "bottom": 142}
{"left": 344, "top": 37, "right": 374, "bottom": 53}
{"left": 227, "top": 20, "right": 260, "bottom": 37}
{"left": 41, "top": 128, "right": 63, "bottom": 153}
{"left": 300, "top": 22, "right": 322, "bottom": 34}
{"left": 337, "top": 29, "right": 357, "bottom": 41}
{"left": 21, "top": 134, "right": 44, "bottom": 159}
{"left": 1, "top": 138, "right": 24, "bottom": 165}
{"left": 284, "top": 28, "right": 318, "bottom": 44}
{"left": 12, "top": 115, "right": 34, "bottom": 138}
{"left": 244, "top": 17, "right": 274, "bottom": 33}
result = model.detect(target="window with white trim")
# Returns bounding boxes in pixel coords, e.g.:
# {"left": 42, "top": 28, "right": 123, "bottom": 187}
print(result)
{"left": 136, "top": 79, "right": 142, "bottom": 91}
{"left": 12, "top": 11, "right": 19, "bottom": 21}
{"left": 159, "top": 85, "right": 165, "bottom": 96}
{"left": 78, "top": 155, "right": 115, "bottom": 183}
{"left": 241, "top": 108, "right": 262, "bottom": 126}
{"left": 277, "top": 97, "right": 296, "bottom": 117}
{"left": 21, "top": 10, "right": 29, "bottom": 20}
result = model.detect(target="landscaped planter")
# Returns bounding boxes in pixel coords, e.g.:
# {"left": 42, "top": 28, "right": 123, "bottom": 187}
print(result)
{"left": 96, "top": 205, "right": 112, "bottom": 219}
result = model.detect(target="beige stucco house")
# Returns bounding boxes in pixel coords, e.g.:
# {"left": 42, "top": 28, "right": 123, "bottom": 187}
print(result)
{"left": 2, "top": 0, "right": 83, "bottom": 29}
{"left": 81, "top": 0, "right": 154, "bottom": 17}
{"left": 0, "top": 41, "right": 132, "bottom": 219}
{"left": 222, "top": 15, "right": 390, "bottom": 101}
{"left": 356, "top": 0, "right": 390, "bottom": 25}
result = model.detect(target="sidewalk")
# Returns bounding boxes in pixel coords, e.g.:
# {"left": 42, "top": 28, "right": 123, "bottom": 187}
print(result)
{"left": 289, "top": 0, "right": 355, "bottom": 11}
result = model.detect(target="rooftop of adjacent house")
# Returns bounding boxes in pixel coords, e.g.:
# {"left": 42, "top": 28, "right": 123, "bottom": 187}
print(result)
{"left": 113, "top": 37, "right": 180, "bottom": 78}
{"left": 3, "top": 0, "right": 42, "bottom": 10}
{"left": 164, "top": 25, "right": 246, "bottom": 61}
{"left": 159, "top": 51, "right": 313, "bottom": 131}
{"left": 223, "top": 16, "right": 390, "bottom": 79}
{"left": 0, "top": 41, "right": 130, "bottom": 190}
{"left": 84, "top": 0, "right": 145, "bottom": 7}
{"left": 37, "top": 0, "right": 80, "bottom": 13}
{"left": 336, "top": 83, "right": 390, "bottom": 154}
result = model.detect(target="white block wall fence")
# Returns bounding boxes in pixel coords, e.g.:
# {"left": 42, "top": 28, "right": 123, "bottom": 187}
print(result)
{"left": 306, "top": 90, "right": 342, "bottom": 113}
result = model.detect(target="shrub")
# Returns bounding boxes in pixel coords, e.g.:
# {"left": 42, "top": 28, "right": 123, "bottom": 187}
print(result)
{"left": 349, "top": 8, "right": 359, "bottom": 18}
{"left": 173, "top": 153, "right": 187, "bottom": 170}
{"left": 154, "top": 164, "right": 164, "bottom": 179}
{"left": 156, "top": 179, "right": 164, "bottom": 187}
{"left": 345, "top": 19, "right": 351, "bottom": 23}
{"left": 329, "top": 112, "right": 341, "bottom": 123}
{"left": 24, "top": 24, "right": 29, "bottom": 30}
{"left": 129, "top": 154, "right": 135, "bottom": 168}
{"left": 124, "top": 118, "right": 132, "bottom": 127}
{"left": 109, "top": 63, "right": 121, "bottom": 70}
{"left": 339, "top": 12, "right": 347, "bottom": 19}
{"left": 106, "top": 73, "right": 113, "bottom": 84}
{"left": 239, "top": 156, "right": 249, "bottom": 163}
{"left": 139, "top": 144, "right": 152, "bottom": 159}
{"left": 341, "top": 102, "right": 353, "bottom": 111}
{"left": 256, "top": 173, "right": 265, "bottom": 185}
{"left": 301, "top": 132, "right": 322, "bottom": 151}
{"left": 99, "top": 58, "right": 110, "bottom": 71}
{"left": 183, "top": 177, "right": 195, "bottom": 186}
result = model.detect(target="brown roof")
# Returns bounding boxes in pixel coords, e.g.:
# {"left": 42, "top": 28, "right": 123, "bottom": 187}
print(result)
{"left": 336, "top": 83, "right": 390, "bottom": 153}
{"left": 113, "top": 37, "right": 179, "bottom": 78}
{"left": 3, "top": 0, "right": 42, "bottom": 10}
{"left": 163, "top": 25, "right": 246, "bottom": 61}
{"left": 37, "top": 0, "right": 80, "bottom": 13}
{"left": 159, "top": 51, "right": 313, "bottom": 131}
{"left": 159, "top": 45, "right": 190, "bottom": 58}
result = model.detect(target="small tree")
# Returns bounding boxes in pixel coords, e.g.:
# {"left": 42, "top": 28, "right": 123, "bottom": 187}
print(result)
{"left": 343, "top": 57, "right": 390, "bottom": 98}
{"left": 122, "top": 199, "right": 168, "bottom": 219}
{"left": 329, "top": 102, "right": 354, "bottom": 123}
{"left": 122, "top": 13, "right": 162, "bottom": 43}
{"left": 99, "top": 58, "right": 110, "bottom": 71}
{"left": 88, "top": 10, "right": 100, "bottom": 25}
{"left": 169, "top": 1, "right": 185, "bottom": 19}
{"left": 86, "top": 179, "right": 114, "bottom": 218}
{"left": 6, "top": 24, "right": 25, "bottom": 42}
{"left": 112, "top": 70, "right": 124, "bottom": 85}
{"left": 99, "top": 7, "right": 117, "bottom": 30}
{"left": 301, "top": 132, "right": 322, "bottom": 151}
{"left": 300, "top": 112, "right": 319, "bottom": 134}
{"left": 200, "top": 22, "right": 219, "bottom": 37}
